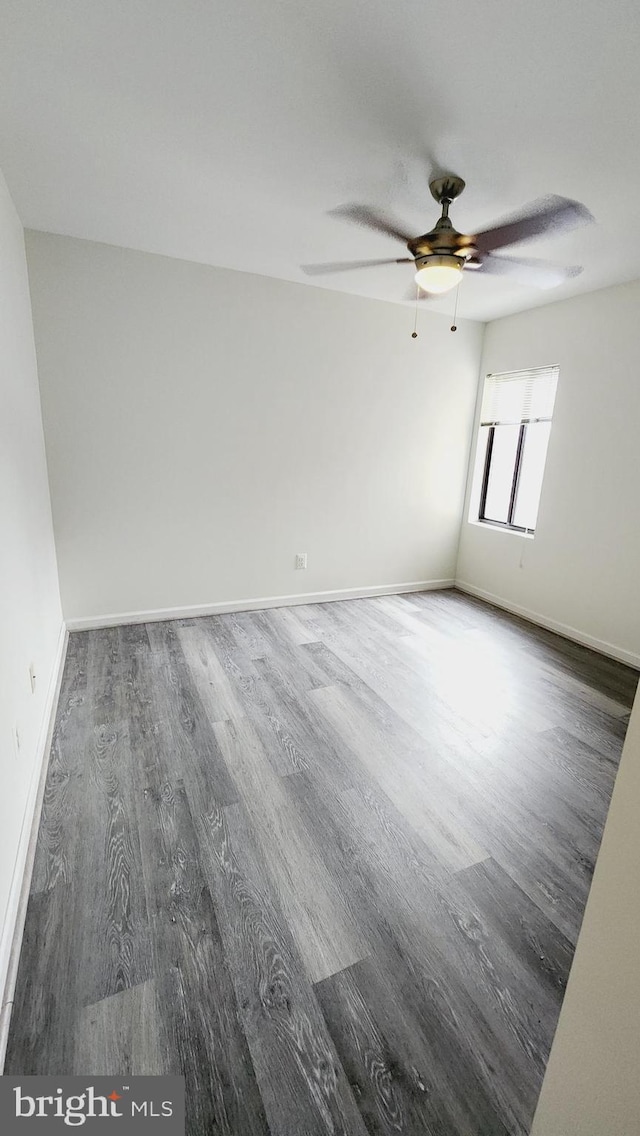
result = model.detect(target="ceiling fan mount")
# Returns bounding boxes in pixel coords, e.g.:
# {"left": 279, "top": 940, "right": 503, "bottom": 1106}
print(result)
{"left": 428, "top": 174, "right": 466, "bottom": 205}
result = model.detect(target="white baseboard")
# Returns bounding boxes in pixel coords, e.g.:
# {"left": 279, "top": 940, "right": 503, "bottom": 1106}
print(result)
{"left": 455, "top": 580, "right": 640, "bottom": 670}
{"left": 0, "top": 622, "right": 69, "bottom": 1071}
{"left": 65, "top": 579, "right": 456, "bottom": 632}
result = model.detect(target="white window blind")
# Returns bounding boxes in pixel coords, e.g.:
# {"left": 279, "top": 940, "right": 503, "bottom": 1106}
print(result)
{"left": 481, "top": 366, "right": 559, "bottom": 426}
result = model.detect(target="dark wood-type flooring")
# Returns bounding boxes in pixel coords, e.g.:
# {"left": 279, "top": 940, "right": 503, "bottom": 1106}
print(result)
{"left": 6, "top": 590, "right": 638, "bottom": 1134}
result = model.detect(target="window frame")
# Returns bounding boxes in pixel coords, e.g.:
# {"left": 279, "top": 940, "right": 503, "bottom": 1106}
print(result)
{"left": 478, "top": 420, "right": 530, "bottom": 532}
{"left": 471, "top": 365, "right": 559, "bottom": 536}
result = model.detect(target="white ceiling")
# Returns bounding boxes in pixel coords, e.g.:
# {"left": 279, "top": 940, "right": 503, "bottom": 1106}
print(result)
{"left": 1, "top": 0, "right": 640, "bottom": 321}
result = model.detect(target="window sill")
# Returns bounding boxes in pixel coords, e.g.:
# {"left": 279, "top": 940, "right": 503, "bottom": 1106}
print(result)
{"left": 468, "top": 518, "right": 535, "bottom": 539}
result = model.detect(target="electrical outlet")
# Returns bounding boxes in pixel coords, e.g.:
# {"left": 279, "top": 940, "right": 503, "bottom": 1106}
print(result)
{"left": 295, "top": 553, "right": 307, "bottom": 570}
{"left": 29, "top": 663, "right": 36, "bottom": 694}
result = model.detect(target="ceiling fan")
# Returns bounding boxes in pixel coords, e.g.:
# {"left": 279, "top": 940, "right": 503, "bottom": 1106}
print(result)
{"left": 302, "top": 176, "right": 593, "bottom": 298}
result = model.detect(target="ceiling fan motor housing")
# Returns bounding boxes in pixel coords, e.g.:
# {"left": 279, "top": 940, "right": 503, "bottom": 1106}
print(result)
{"left": 413, "top": 252, "right": 467, "bottom": 274}
{"left": 408, "top": 215, "right": 475, "bottom": 261}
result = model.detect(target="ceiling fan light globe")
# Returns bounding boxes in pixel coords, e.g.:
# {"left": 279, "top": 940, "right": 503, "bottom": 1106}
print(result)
{"left": 414, "top": 255, "right": 465, "bottom": 294}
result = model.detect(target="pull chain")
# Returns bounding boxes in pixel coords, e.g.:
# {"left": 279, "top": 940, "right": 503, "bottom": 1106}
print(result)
{"left": 451, "top": 281, "right": 460, "bottom": 332}
{"left": 411, "top": 285, "right": 419, "bottom": 338}
{"left": 410, "top": 280, "right": 461, "bottom": 337}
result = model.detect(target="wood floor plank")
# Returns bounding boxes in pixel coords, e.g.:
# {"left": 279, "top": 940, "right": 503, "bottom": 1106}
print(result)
{"left": 250, "top": 614, "right": 330, "bottom": 692}
{"left": 75, "top": 980, "right": 166, "bottom": 1076}
{"left": 290, "top": 768, "right": 559, "bottom": 1134}
{"left": 309, "top": 682, "right": 488, "bottom": 872}
{"left": 190, "top": 793, "right": 368, "bottom": 1136}
{"left": 175, "top": 620, "right": 250, "bottom": 726}
{"left": 267, "top": 604, "right": 321, "bottom": 646}
{"left": 143, "top": 620, "right": 239, "bottom": 809}
{"left": 79, "top": 626, "right": 153, "bottom": 1003}
{"left": 5, "top": 885, "right": 79, "bottom": 1074}
{"left": 137, "top": 780, "right": 270, "bottom": 1135}
{"left": 7, "top": 627, "right": 154, "bottom": 1074}
{"left": 226, "top": 610, "right": 273, "bottom": 660}
{"left": 205, "top": 649, "right": 322, "bottom": 777}
{"left": 29, "top": 629, "right": 90, "bottom": 895}
{"left": 315, "top": 954, "right": 513, "bottom": 1136}
{"left": 454, "top": 857, "right": 574, "bottom": 1001}
{"left": 213, "top": 716, "right": 369, "bottom": 983}
{"left": 116, "top": 635, "right": 271, "bottom": 1135}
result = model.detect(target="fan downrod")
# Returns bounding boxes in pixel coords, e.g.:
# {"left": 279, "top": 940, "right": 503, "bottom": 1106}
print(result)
{"left": 429, "top": 175, "right": 466, "bottom": 205}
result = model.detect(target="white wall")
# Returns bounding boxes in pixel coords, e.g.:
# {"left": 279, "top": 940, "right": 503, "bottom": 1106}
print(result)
{"left": 456, "top": 280, "right": 640, "bottom": 666}
{"left": 530, "top": 682, "right": 640, "bottom": 1135}
{"left": 25, "top": 231, "right": 484, "bottom": 625}
{"left": 0, "top": 175, "right": 63, "bottom": 1008}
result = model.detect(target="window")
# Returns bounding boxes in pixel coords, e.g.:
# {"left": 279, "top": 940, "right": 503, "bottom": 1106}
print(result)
{"left": 473, "top": 366, "right": 558, "bottom": 533}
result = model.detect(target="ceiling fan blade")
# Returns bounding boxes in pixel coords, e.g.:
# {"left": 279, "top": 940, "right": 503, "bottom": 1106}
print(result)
{"left": 472, "top": 195, "right": 593, "bottom": 254}
{"left": 301, "top": 257, "right": 413, "bottom": 276}
{"left": 475, "top": 253, "right": 583, "bottom": 289}
{"left": 329, "top": 204, "right": 415, "bottom": 244}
